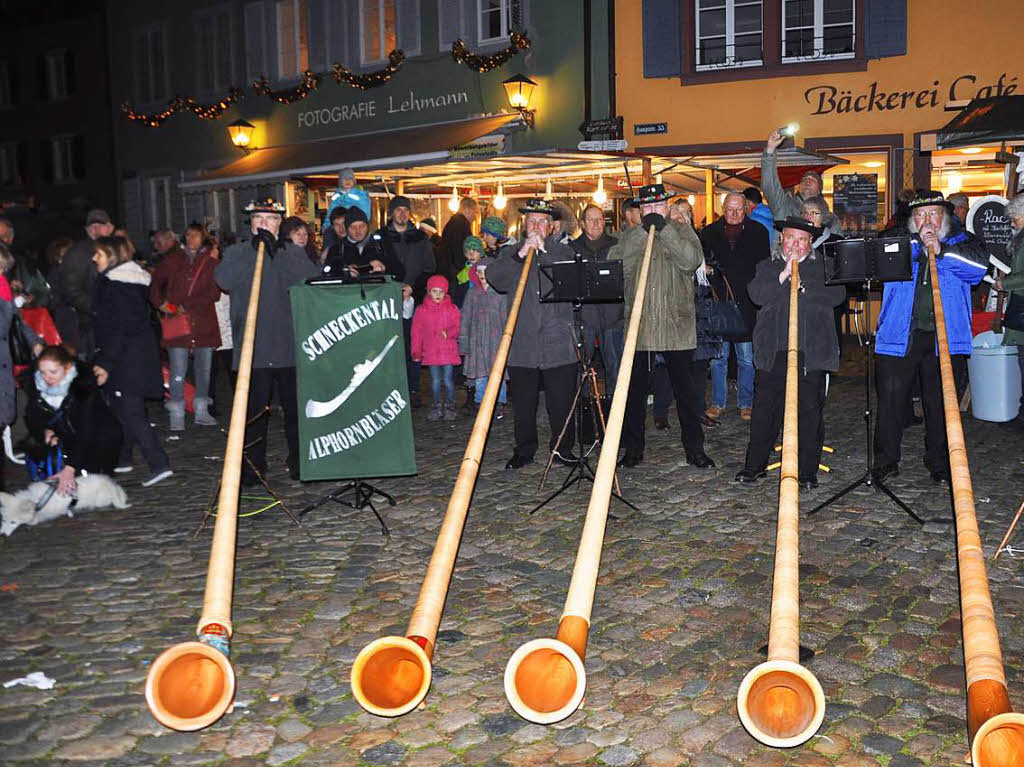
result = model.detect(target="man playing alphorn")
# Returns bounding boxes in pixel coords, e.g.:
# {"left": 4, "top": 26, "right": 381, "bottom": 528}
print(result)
{"left": 736, "top": 217, "right": 846, "bottom": 489}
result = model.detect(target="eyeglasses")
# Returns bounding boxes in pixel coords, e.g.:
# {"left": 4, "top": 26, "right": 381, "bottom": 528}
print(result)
{"left": 913, "top": 209, "right": 946, "bottom": 221}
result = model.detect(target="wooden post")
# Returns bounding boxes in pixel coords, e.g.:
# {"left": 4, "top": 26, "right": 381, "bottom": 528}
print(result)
{"left": 642, "top": 157, "right": 652, "bottom": 185}
{"left": 705, "top": 169, "right": 714, "bottom": 227}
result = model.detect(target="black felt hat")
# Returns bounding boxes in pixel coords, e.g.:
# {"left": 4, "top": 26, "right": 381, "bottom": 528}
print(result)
{"left": 243, "top": 197, "right": 286, "bottom": 215}
{"left": 344, "top": 207, "right": 368, "bottom": 226}
{"left": 906, "top": 190, "right": 954, "bottom": 212}
{"left": 636, "top": 183, "right": 670, "bottom": 204}
{"left": 773, "top": 215, "right": 823, "bottom": 238}
{"left": 518, "top": 198, "right": 557, "bottom": 217}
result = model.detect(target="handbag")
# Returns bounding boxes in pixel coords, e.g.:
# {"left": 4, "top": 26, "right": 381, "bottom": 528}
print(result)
{"left": 706, "top": 275, "right": 749, "bottom": 340}
{"left": 159, "top": 258, "right": 207, "bottom": 344}
{"left": 9, "top": 310, "right": 34, "bottom": 365}
{"left": 1004, "top": 291, "right": 1024, "bottom": 332}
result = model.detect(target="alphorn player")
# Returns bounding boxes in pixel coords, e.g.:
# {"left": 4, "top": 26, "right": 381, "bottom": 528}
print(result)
{"left": 735, "top": 216, "right": 846, "bottom": 489}
{"left": 609, "top": 183, "right": 715, "bottom": 470}
{"left": 483, "top": 198, "right": 578, "bottom": 470}
{"left": 214, "top": 198, "right": 320, "bottom": 485}
{"left": 872, "top": 191, "right": 987, "bottom": 485}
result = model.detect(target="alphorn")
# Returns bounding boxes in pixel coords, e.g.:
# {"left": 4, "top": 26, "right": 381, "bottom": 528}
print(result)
{"left": 350, "top": 247, "right": 536, "bottom": 716}
{"left": 925, "top": 246, "right": 1024, "bottom": 766}
{"left": 503, "top": 225, "right": 656, "bottom": 724}
{"left": 145, "top": 242, "right": 267, "bottom": 731}
{"left": 736, "top": 255, "right": 826, "bottom": 747}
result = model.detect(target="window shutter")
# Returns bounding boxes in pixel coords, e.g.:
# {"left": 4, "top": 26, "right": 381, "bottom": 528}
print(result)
{"left": 71, "top": 135, "right": 86, "bottom": 180}
{"left": 120, "top": 177, "right": 143, "bottom": 245}
{"left": 196, "top": 15, "right": 214, "bottom": 93}
{"left": 36, "top": 55, "right": 48, "bottom": 101}
{"left": 132, "top": 31, "right": 147, "bottom": 102}
{"left": 185, "top": 192, "right": 205, "bottom": 228}
{"left": 264, "top": 1, "right": 279, "bottom": 80}
{"left": 326, "top": 0, "right": 349, "bottom": 66}
{"left": 438, "top": 0, "right": 461, "bottom": 49}
{"left": 64, "top": 51, "right": 76, "bottom": 97}
{"left": 16, "top": 142, "right": 27, "bottom": 186}
{"left": 152, "top": 26, "right": 168, "bottom": 101}
{"left": 39, "top": 140, "right": 53, "bottom": 184}
{"left": 642, "top": 0, "right": 681, "bottom": 78}
{"left": 244, "top": 2, "right": 267, "bottom": 81}
{"left": 396, "top": 0, "right": 421, "bottom": 56}
{"left": 308, "top": 0, "right": 328, "bottom": 71}
{"left": 346, "top": 1, "right": 360, "bottom": 68}
{"left": 863, "top": 0, "right": 907, "bottom": 59}
{"left": 216, "top": 11, "right": 233, "bottom": 87}
{"left": 459, "top": 0, "right": 476, "bottom": 47}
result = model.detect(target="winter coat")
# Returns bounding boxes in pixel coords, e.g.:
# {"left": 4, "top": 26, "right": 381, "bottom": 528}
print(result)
{"left": 437, "top": 212, "right": 472, "bottom": 284}
{"left": 748, "top": 203, "right": 774, "bottom": 232}
{"left": 410, "top": 294, "right": 461, "bottom": 366}
{"left": 458, "top": 281, "right": 508, "bottom": 379}
{"left": 482, "top": 235, "right": 577, "bottom": 369}
{"left": 93, "top": 260, "right": 164, "bottom": 398}
{"left": 0, "top": 300, "right": 41, "bottom": 424}
{"left": 149, "top": 244, "right": 222, "bottom": 348}
{"left": 609, "top": 220, "right": 703, "bottom": 352}
{"left": 875, "top": 229, "right": 988, "bottom": 358}
{"left": 22, "top": 364, "right": 122, "bottom": 474}
{"left": 700, "top": 217, "right": 771, "bottom": 342}
{"left": 1001, "top": 229, "right": 1024, "bottom": 346}
{"left": 747, "top": 253, "right": 847, "bottom": 372}
{"left": 215, "top": 239, "right": 321, "bottom": 370}
{"left": 50, "top": 238, "right": 97, "bottom": 346}
{"left": 383, "top": 223, "right": 435, "bottom": 300}
{"left": 571, "top": 232, "right": 623, "bottom": 339}
{"left": 760, "top": 150, "right": 827, "bottom": 221}
{"left": 323, "top": 233, "right": 405, "bottom": 281}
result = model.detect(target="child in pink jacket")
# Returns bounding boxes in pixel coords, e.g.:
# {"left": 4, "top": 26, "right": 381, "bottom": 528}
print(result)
{"left": 411, "top": 275, "right": 461, "bottom": 420}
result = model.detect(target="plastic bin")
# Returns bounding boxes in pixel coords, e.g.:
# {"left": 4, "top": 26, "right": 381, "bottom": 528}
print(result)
{"left": 969, "top": 331, "right": 1021, "bottom": 422}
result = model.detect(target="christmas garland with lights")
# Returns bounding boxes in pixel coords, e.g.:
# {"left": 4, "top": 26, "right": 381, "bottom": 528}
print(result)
{"left": 333, "top": 49, "right": 405, "bottom": 89}
{"left": 451, "top": 32, "right": 531, "bottom": 73}
{"left": 253, "top": 70, "right": 319, "bottom": 104}
{"left": 121, "top": 87, "right": 244, "bottom": 128}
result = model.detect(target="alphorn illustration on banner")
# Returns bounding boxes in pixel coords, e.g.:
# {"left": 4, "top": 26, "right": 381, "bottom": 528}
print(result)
{"left": 926, "top": 247, "right": 1024, "bottom": 766}
{"left": 145, "top": 242, "right": 267, "bottom": 730}
{"left": 736, "top": 255, "right": 826, "bottom": 747}
{"left": 503, "top": 225, "right": 656, "bottom": 724}
{"left": 350, "top": 247, "right": 536, "bottom": 716}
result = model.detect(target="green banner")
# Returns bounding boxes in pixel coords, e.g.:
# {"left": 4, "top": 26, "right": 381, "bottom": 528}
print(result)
{"left": 291, "top": 280, "right": 416, "bottom": 480}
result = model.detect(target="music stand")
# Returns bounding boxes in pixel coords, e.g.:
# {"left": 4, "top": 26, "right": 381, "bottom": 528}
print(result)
{"left": 528, "top": 255, "right": 637, "bottom": 515}
{"left": 809, "top": 236, "right": 947, "bottom": 525}
{"left": 295, "top": 273, "right": 396, "bottom": 537}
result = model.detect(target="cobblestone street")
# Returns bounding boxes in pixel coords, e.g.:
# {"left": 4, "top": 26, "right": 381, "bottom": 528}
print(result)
{"left": 2, "top": 347, "right": 1023, "bottom": 767}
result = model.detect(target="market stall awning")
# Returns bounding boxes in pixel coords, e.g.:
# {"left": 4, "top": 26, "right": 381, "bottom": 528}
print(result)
{"left": 936, "top": 96, "right": 1024, "bottom": 149}
{"left": 180, "top": 113, "right": 521, "bottom": 189}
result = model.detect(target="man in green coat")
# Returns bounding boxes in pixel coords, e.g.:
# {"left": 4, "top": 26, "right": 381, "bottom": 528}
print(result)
{"left": 609, "top": 184, "right": 714, "bottom": 469}
{"left": 999, "top": 192, "right": 1024, "bottom": 427}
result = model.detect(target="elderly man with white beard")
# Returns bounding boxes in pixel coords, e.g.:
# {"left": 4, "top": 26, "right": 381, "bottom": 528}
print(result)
{"left": 872, "top": 191, "right": 988, "bottom": 485}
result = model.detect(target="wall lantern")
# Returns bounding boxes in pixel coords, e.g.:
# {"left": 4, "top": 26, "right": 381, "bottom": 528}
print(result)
{"left": 227, "top": 119, "right": 257, "bottom": 153}
{"left": 502, "top": 74, "right": 537, "bottom": 128}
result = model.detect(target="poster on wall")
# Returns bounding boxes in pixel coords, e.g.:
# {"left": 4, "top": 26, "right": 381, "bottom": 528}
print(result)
{"left": 832, "top": 174, "right": 878, "bottom": 237}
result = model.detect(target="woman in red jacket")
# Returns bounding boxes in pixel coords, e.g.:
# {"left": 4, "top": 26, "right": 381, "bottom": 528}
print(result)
{"left": 149, "top": 224, "right": 222, "bottom": 431}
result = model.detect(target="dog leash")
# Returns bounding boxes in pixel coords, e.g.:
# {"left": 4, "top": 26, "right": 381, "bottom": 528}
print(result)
{"left": 34, "top": 480, "right": 78, "bottom": 514}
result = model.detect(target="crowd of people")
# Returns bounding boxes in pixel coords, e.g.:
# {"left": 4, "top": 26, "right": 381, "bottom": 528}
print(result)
{"left": 0, "top": 131, "right": 1021, "bottom": 500}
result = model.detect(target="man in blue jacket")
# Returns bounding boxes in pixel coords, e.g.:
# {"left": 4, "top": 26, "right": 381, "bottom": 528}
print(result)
{"left": 873, "top": 191, "right": 987, "bottom": 484}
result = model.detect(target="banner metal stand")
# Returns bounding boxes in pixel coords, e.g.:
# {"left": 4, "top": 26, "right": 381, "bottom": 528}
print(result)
{"left": 298, "top": 481, "right": 392, "bottom": 537}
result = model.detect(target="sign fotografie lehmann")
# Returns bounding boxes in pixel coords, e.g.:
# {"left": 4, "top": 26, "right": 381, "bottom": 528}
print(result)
{"left": 297, "top": 89, "right": 471, "bottom": 129}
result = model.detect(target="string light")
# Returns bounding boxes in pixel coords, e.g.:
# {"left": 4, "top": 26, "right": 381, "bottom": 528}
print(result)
{"left": 493, "top": 183, "right": 507, "bottom": 210}
{"left": 655, "top": 173, "right": 663, "bottom": 185}
{"left": 452, "top": 32, "right": 531, "bottom": 73}
{"left": 687, "top": 194, "right": 696, "bottom": 205}
{"left": 448, "top": 187, "right": 460, "bottom": 213}
{"left": 544, "top": 179, "right": 553, "bottom": 200}
{"left": 121, "top": 87, "right": 243, "bottom": 128}
{"left": 254, "top": 70, "right": 319, "bottom": 104}
{"left": 333, "top": 50, "right": 405, "bottom": 89}
{"left": 592, "top": 175, "right": 607, "bottom": 205}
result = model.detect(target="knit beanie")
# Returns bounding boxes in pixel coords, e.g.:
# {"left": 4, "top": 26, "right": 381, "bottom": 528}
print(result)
{"left": 388, "top": 195, "right": 411, "bottom": 214}
{"left": 419, "top": 217, "right": 438, "bottom": 234}
{"left": 463, "top": 235, "right": 484, "bottom": 256}
{"left": 426, "top": 274, "right": 448, "bottom": 293}
{"left": 481, "top": 216, "right": 507, "bottom": 238}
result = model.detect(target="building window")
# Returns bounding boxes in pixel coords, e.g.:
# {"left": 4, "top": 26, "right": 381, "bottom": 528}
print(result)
{"left": 195, "top": 6, "right": 234, "bottom": 93}
{"left": 43, "top": 50, "right": 72, "bottom": 101}
{"left": 133, "top": 24, "right": 169, "bottom": 104}
{"left": 0, "top": 142, "right": 21, "bottom": 186}
{"left": 782, "top": 0, "right": 855, "bottom": 62}
{"left": 0, "top": 61, "right": 11, "bottom": 108}
{"left": 149, "top": 177, "right": 172, "bottom": 230}
{"left": 361, "top": 0, "right": 397, "bottom": 65}
{"left": 695, "top": 0, "right": 763, "bottom": 70}
{"left": 277, "top": 0, "right": 310, "bottom": 79}
{"left": 50, "top": 135, "right": 81, "bottom": 183}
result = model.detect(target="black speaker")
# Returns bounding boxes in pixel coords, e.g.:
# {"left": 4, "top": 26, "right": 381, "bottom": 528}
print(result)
{"left": 825, "top": 236, "right": 913, "bottom": 285}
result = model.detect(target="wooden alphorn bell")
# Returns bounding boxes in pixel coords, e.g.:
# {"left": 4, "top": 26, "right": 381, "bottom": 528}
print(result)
{"left": 145, "top": 242, "right": 267, "bottom": 730}
{"left": 737, "top": 256, "right": 826, "bottom": 747}
{"left": 350, "top": 248, "right": 536, "bottom": 716}
{"left": 925, "top": 246, "right": 1024, "bottom": 766}
{"left": 503, "top": 226, "right": 656, "bottom": 724}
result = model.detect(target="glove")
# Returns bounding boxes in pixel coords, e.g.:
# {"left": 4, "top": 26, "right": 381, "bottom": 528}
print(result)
{"left": 642, "top": 213, "right": 666, "bottom": 231}
{"left": 251, "top": 228, "right": 277, "bottom": 257}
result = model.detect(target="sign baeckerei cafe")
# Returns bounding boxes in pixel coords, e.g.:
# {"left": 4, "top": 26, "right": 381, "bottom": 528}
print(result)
{"left": 804, "top": 72, "right": 1018, "bottom": 116}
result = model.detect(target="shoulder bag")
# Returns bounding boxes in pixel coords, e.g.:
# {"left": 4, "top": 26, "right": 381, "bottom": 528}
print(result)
{"left": 706, "top": 275, "right": 749, "bottom": 340}
{"left": 160, "top": 258, "right": 207, "bottom": 344}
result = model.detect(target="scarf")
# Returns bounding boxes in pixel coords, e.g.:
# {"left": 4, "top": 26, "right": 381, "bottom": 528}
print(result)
{"left": 35, "top": 365, "right": 78, "bottom": 410}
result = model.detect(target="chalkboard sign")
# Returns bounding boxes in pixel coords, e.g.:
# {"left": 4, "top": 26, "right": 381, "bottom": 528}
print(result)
{"left": 832, "top": 173, "right": 878, "bottom": 237}
{"left": 966, "top": 195, "right": 1012, "bottom": 257}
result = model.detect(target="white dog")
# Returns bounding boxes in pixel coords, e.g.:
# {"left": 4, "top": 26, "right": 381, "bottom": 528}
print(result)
{"left": 0, "top": 474, "right": 130, "bottom": 536}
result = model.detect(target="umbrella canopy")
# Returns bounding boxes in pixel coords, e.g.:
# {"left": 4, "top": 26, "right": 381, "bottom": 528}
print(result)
{"left": 936, "top": 96, "right": 1024, "bottom": 149}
